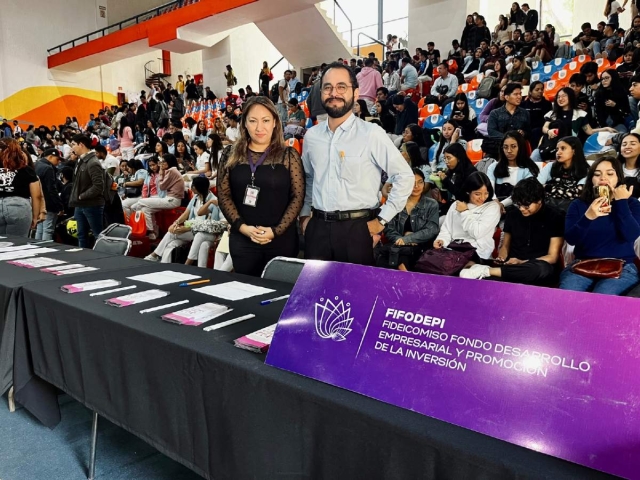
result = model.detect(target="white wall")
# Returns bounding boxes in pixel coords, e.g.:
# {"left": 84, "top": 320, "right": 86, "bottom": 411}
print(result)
{"left": 201, "top": 24, "right": 288, "bottom": 99}
{"left": 0, "top": 0, "right": 99, "bottom": 100}
{"left": 106, "top": 0, "right": 168, "bottom": 24}
{"left": 408, "top": 0, "right": 468, "bottom": 52}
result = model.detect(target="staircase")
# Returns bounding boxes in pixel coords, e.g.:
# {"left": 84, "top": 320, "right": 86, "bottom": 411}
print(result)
{"left": 255, "top": 3, "right": 352, "bottom": 69}
{"left": 144, "top": 61, "right": 171, "bottom": 89}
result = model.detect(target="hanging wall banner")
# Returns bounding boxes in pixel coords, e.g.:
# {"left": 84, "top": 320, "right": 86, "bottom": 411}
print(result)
{"left": 266, "top": 261, "right": 640, "bottom": 479}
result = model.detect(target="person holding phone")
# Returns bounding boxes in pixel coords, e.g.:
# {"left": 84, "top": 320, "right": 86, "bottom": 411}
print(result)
{"left": 559, "top": 156, "right": 640, "bottom": 295}
{"left": 450, "top": 93, "right": 478, "bottom": 141}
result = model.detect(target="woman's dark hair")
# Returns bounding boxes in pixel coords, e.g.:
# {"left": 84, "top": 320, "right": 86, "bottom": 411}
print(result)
{"left": 529, "top": 80, "right": 544, "bottom": 92}
{"left": 193, "top": 140, "right": 207, "bottom": 152}
{"left": 405, "top": 123, "right": 427, "bottom": 148}
{"left": 175, "top": 139, "right": 192, "bottom": 159}
{"left": 119, "top": 116, "right": 129, "bottom": 137}
{"left": 147, "top": 157, "right": 158, "bottom": 174}
{"left": 59, "top": 166, "right": 73, "bottom": 182}
{"left": 443, "top": 143, "right": 475, "bottom": 174}
{"left": 412, "top": 167, "right": 426, "bottom": 180}
{"left": 580, "top": 156, "right": 625, "bottom": 203}
{"left": 404, "top": 141, "right": 422, "bottom": 166}
{"left": 158, "top": 118, "right": 169, "bottom": 129}
{"left": 436, "top": 119, "right": 460, "bottom": 160}
{"left": 155, "top": 141, "right": 169, "bottom": 156}
{"left": 553, "top": 87, "right": 576, "bottom": 117}
{"left": 495, "top": 131, "right": 540, "bottom": 178}
{"left": 194, "top": 120, "right": 207, "bottom": 136}
{"left": 208, "top": 133, "right": 224, "bottom": 171}
{"left": 126, "top": 159, "right": 143, "bottom": 172}
{"left": 618, "top": 132, "right": 640, "bottom": 171}
{"left": 460, "top": 171, "right": 494, "bottom": 203}
{"left": 551, "top": 136, "right": 589, "bottom": 180}
{"left": 499, "top": 16, "right": 509, "bottom": 31}
{"left": 162, "top": 153, "right": 178, "bottom": 169}
{"left": 453, "top": 93, "right": 471, "bottom": 119}
{"left": 511, "top": 177, "right": 546, "bottom": 206}
{"left": 601, "top": 68, "right": 624, "bottom": 91}
{"left": 356, "top": 99, "right": 371, "bottom": 119}
{"left": 191, "top": 176, "right": 211, "bottom": 198}
{"left": 173, "top": 131, "right": 186, "bottom": 144}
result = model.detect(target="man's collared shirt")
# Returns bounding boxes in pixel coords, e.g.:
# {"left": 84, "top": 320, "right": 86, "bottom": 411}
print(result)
{"left": 487, "top": 105, "right": 531, "bottom": 138}
{"left": 301, "top": 113, "right": 413, "bottom": 222}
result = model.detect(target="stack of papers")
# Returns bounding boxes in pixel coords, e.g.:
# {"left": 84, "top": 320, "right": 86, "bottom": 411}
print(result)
{"left": 106, "top": 289, "right": 169, "bottom": 307}
{"left": 61, "top": 279, "right": 121, "bottom": 293}
{"left": 194, "top": 281, "right": 274, "bottom": 301}
{"left": 162, "top": 303, "right": 230, "bottom": 326}
{"left": 0, "top": 247, "right": 58, "bottom": 262}
{"left": 42, "top": 264, "right": 99, "bottom": 275}
{"left": 234, "top": 324, "right": 277, "bottom": 353}
{"left": 9, "top": 257, "right": 67, "bottom": 269}
{"left": 127, "top": 270, "right": 201, "bottom": 285}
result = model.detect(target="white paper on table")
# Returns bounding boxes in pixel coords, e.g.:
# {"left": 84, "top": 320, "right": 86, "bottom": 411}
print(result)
{"left": 162, "top": 302, "right": 230, "bottom": 325}
{"left": 126, "top": 270, "right": 201, "bottom": 286}
{"left": 42, "top": 263, "right": 87, "bottom": 272}
{"left": 0, "top": 247, "right": 58, "bottom": 261}
{"left": 8, "top": 257, "right": 67, "bottom": 268}
{"left": 193, "top": 281, "right": 275, "bottom": 301}
{"left": 61, "top": 279, "right": 121, "bottom": 293}
{"left": 53, "top": 267, "right": 99, "bottom": 275}
{"left": 106, "top": 289, "right": 169, "bottom": 307}
{"left": 0, "top": 244, "right": 38, "bottom": 253}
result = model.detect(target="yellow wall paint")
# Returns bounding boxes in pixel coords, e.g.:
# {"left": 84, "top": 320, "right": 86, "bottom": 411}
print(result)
{"left": 0, "top": 86, "right": 119, "bottom": 119}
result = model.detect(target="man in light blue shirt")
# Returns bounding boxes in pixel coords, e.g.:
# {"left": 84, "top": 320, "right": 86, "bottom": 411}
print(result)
{"left": 430, "top": 63, "right": 459, "bottom": 106}
{"left": 301, "top": 62, "right": 414, "bottom": 265}
{"left": 400, "top": 58, "right": 418, "bottom": 91}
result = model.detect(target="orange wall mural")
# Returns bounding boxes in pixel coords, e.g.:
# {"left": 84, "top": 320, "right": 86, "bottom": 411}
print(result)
{"left": 0, "top": 87, "right": 119, "bottom": 127}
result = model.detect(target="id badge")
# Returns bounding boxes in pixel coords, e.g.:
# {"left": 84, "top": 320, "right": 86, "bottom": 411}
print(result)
{"left": 243, "top": 185, "right": 260, "bottom": 207}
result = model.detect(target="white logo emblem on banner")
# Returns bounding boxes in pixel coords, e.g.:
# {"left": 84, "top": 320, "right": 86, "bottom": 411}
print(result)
{"left": 314, "top": 297, "right": 354, "bottom": 342}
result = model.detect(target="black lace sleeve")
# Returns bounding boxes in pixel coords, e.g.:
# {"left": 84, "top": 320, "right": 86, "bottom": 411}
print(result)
{"left": 273, "top": 147, "right": 305, "bottom": 237}
{"left": 216, "top": 146, "right": 244, "bottom": 233}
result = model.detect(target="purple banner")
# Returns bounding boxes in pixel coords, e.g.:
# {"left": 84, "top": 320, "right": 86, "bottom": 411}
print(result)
{"left": 266, "top": 261, "right": 640, "bottom": 479}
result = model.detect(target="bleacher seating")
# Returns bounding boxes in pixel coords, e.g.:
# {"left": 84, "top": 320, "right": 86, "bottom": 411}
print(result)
{"left": 423, "top": 114, "right": 445, "bottom": 129}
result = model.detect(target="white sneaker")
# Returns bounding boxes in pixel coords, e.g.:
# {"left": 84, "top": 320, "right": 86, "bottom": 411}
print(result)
{"left": 460, "top": 264, "right": 490, "bottom": 279}
{"left": 144, "top": 254, "right": 159, "bottom": 262}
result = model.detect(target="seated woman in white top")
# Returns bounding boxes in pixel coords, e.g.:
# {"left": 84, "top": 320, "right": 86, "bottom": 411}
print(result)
{"left": 185, "top": 140, "right": 211, "bottom": 178}
{"left": 144, "top": 176, "right": 219, "bottom": 263}
{"left": 434, "top": 171, "right": 501, "bottom": 260}
{"left": 487, "top": 131, "right": 540, "bottom": 213}
{"left": 537, "top": 136, "right": 589, "bottom": 212}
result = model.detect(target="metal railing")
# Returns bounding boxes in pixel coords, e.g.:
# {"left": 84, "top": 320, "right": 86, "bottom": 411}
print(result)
{"left": 47, "top": 0, "right": 197, "bottom": 55}
{"left": 356, "top": 32, "right": 385, "bottom": 57}
{"left": 332, "top": 0, "right": 352, "bottom": 48}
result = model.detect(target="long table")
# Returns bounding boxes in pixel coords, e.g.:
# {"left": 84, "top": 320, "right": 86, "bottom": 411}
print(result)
{"left": 9, "top": 257, "right": 619, "bottom": 479}
{"left": 0, "top": 238, "right": 144, "bottom": 397}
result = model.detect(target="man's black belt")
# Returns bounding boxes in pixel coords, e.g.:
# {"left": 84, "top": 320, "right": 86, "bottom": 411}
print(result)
{"left": 312, "top": 208, "right": 376, "bottom": 222}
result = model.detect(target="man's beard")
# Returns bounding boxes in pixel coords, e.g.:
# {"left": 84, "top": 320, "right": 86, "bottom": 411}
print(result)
{"left": 322, "top": 96, "right": 355, "bottom": 118}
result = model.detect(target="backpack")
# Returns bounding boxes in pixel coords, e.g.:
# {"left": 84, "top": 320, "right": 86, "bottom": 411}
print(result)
{"left": 422, "top": 128, "right": 442, "bottom": 150}
{"left": 270, "top": 83, "right": 281, "bottom": 103}
{"left": 476, "top": 76, "right": 497, "bottom": 99}
{"left": 159, "top": 101, "right": 169, "bottom": 121}
{"left": 294, "top": 82, "right": 303, "bottom": 95}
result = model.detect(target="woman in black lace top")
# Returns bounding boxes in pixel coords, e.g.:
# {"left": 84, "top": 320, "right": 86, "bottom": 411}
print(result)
{"left": 217, "top": 96, "right": 305, "bottom": 276}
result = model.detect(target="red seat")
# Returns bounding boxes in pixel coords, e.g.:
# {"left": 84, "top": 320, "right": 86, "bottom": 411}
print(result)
{"left": 155, "top": 207, "right": 186, "bottom": 237}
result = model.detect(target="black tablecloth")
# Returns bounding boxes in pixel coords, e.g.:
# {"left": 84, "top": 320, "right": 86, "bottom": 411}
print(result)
{"left": 14, "top": 262, "right": 618, "bottom": 480}
{"left": 0, "top": 238, "right": 143, "bottom": 395}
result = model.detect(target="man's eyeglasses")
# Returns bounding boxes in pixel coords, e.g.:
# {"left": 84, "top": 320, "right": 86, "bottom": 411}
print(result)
{"left": 322, "top": 84, "right": 354, "bottom": 95}
{"left": 514, "top": 202, "right": 532, "bottom": 209}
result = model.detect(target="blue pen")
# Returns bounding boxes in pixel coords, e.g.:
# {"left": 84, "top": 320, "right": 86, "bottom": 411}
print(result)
{"left": 260, "top": 294, "right": 290, "bottom": 305}
{"left": 179, "top": 279, "right": 210, "bottom": 287}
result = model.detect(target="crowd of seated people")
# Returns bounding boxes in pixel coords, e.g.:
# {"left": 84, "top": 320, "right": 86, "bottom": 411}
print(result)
{"left": 4, "top": 3, "right": 640, "bottom": 298}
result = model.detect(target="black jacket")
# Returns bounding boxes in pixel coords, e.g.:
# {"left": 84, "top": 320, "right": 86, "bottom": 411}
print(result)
{"left": 69, "top": 152, "right": 105, "bottom": 208}
{"left": 394, "top": 98, "right": 419, "bottom": 135}
{"left": 35, "top": 158, "right": 63, "bottom": 213}
{"left": 524, "top": 9, "right": 538, "bottom": 32}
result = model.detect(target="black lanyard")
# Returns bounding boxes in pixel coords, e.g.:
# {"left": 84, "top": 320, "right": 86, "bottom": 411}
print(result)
{"left": 248, "top": 149, "right": 269, "bottom": 186}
